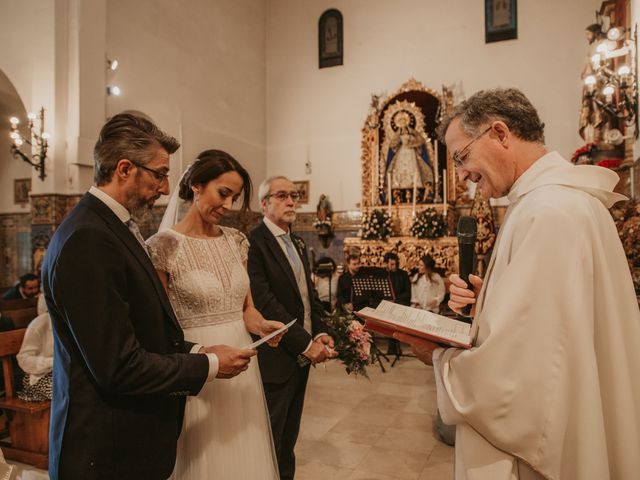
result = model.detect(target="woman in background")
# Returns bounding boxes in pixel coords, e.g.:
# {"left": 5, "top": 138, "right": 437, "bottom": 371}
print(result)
{"left": 411, "top": 255, "right": 445, "bottom": 313}
{"left": 17, "top": 294, "right": 53, "bottom": 402}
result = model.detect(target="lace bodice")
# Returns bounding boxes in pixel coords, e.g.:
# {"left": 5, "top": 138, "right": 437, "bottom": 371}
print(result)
{"left": 147, "top": 226, "right": 249, "bottom": 329}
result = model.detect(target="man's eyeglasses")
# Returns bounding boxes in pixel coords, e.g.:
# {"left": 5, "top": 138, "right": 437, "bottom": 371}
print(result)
{"left": 132, "top": 162, "right": 169, "bottom": 182}
{"left": 452, "top": 126, "right": 492, "bottom": 168}
{"left": 266, "top": 191, "right": 301, "bottom": 202}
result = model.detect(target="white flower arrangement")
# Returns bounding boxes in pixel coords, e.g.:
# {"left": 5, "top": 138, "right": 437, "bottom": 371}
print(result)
{"left": 360, "top": 209, "right": 393, "bottom": 240}
{"left": 410, "top": 207, "right": 448, "bottom": 239}
{"left": 313, "top": 218, "right": 332, "bottom": 228}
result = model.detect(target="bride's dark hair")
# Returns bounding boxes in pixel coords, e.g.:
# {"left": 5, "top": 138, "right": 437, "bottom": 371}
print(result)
{"left": 178, "top": 149, "right": 253, "bottom": 211}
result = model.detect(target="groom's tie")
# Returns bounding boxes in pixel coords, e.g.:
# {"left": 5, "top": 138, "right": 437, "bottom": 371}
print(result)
{"left": 282, "top": 233, "right": 302, "bottom": 275}
{"left": 126, "top": 219, "right": 149, "bottom": 255}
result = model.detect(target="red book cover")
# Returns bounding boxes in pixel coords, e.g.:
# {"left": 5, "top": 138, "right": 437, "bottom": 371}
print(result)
{"left": 355, "top": 302, "right": 473, "bottom": 349}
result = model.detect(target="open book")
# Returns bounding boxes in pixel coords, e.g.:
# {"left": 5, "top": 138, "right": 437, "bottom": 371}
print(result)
{"left": 355, "top": 300, "right": 474, "bottom": 349}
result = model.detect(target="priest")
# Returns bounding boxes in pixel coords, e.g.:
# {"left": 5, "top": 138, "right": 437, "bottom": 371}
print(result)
{"left": 397, "top": 88, "right": 640, "bottom": 480}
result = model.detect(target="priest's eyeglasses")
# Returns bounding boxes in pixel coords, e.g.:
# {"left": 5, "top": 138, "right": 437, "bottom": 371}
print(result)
{"left": 132, "top": 162, "right": 169, "bottom": 182}
{"left": 452, "top": 126, "right": 492, "bottom": 168}
{"left": 266, "top": 191, "right": 301, "bottom": 202}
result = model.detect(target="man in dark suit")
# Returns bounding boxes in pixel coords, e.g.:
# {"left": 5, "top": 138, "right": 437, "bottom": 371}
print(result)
{"left": 2, "top": 273, "right": 40, "bottom": 300}
{"left": 42, "top": 113, "right": 254, "bottom": 480}
{"left": 336, "top": 253, "right": 363, "bottom": 311}
{"left": 384, "top": 252, "right": 411, "bottom": 307}
{"left": 248, "top": 176, "right": 337, "bottom": 480}
{"left": 384, "top": 252, "right": 411, "bottom": 356}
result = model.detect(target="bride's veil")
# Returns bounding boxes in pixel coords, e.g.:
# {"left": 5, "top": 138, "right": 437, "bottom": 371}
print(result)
{"left": 158, "top": 163, "right": 192, "bottom": 232}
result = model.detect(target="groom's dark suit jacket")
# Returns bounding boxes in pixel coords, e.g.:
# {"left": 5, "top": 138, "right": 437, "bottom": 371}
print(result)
{"left": 247, "top": 221, "right": 327, "bottom": 384}
{"left": 42, "top": 193, "right": 209, "bottom": 480}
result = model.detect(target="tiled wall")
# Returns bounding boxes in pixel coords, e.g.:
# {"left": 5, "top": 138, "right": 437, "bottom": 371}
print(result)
{"left": 0, "top": 213, "right": 32, "bottom": 287}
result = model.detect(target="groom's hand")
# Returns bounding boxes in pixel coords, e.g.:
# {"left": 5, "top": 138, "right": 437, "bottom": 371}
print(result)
{"left": 302, "top": 341, "right": 328, "bottom": 364}
{"left": 203, "top": 345, "right": 256, "bottom": 379}
{"left": 315, "top": 335, "right": 338, "bottom": 359}
{"left": 302, "top": 336, "right": 338, "bottom": 364}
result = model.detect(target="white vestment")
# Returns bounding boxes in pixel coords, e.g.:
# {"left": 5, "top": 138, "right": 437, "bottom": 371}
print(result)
{"left": 433, "top": 151, "right": 640, "bottom": 480}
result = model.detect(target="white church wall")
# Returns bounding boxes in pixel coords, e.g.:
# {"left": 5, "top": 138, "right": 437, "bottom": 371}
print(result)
{"left": 106, "top": 0, "right": 267, "bottom": 207}
{"left": 266, "top": 0, "right": 603, "bottom": 212}
{"left": 0, "top": 0, "right": 57, "bottom": 212}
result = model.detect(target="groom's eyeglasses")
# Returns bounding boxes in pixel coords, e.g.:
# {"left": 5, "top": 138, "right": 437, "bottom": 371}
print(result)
{"left": 266, "top": 191, "right": 301, "bottom": 202}
{"left": 131, "top": 162, "right": 169, "bottom": 182}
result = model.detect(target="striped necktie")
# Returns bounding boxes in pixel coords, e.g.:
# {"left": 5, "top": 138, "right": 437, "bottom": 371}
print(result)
{"left": 126, "top": 219, "right": 149, "bottom": 255}
{"left": 282, "top": 233, "right": 302, "bottom": 275}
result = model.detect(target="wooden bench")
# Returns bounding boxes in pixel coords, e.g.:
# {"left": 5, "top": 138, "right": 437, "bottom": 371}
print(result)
{"left": 0, "top": 328, "right": 50, "bottom": 469}
{"left": 0, "top": 298, "right": 38, "bottom": 329}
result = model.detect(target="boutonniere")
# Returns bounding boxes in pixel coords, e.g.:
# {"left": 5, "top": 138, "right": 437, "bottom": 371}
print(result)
{"left": 292, "top": 236, "right": 305, "bottom": 253}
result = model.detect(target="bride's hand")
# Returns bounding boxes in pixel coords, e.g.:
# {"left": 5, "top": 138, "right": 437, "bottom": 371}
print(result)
{"left": 259, "top": 320, "right": 286, "bottom": 347}
{"left": 244, "top": 307, "right": 287, "bottom": 347}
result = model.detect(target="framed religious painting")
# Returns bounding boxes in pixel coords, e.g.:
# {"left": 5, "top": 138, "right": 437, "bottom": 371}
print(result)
{"left": 318, "top": 9, "right": 343, "bottom": 68}
{"left": 14, "top": 178, "right": 31, "bottom": 205}
{"left": 485, "top": 0, "right": 517, "bottom": 43}
{"left": 293, "top": 180, "right": 310, "bottom": 204}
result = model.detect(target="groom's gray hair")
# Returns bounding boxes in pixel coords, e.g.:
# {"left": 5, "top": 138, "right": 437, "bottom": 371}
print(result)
{"left": 258, "top": 175, "right": 291, "bottom": 202}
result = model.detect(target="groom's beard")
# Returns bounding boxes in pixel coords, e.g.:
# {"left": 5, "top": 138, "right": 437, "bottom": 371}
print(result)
{"left": 126, "top": 182, "right": 158, "bottom": 222}
{"left": 130, "top": 203, "right": 153, "bottom": 223}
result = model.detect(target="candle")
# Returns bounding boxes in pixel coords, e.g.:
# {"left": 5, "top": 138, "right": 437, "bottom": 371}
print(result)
{"left": 434, "top": 140, "right": 439, "bottom": 185}
{"left": 412, "top": 172, "right": 417, "bottom": 217}
{"left": 387, "top": 172, "right": 392, "bottom": 213}
{"left": 631, "top": 163, "right": 635, "bottom": 199}
{"left": 443, "top": 168, "right": 447, "bottom": 216}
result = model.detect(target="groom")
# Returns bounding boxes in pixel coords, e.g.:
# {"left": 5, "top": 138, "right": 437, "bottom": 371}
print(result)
{"left": 42, "top": 113, "right": 254, "bottom": 479}
{"left": 248, "top": 176, "right": 337, "bottom": 480}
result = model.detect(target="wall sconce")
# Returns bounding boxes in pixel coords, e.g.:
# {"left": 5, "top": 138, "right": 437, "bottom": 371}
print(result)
{"left": 9, "top": 107, "right": 49, "bottom": 181}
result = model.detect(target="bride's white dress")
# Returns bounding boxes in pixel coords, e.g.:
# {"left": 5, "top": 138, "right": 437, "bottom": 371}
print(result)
{"left": 147, "top": 226, "right": 279, "bottom": 480}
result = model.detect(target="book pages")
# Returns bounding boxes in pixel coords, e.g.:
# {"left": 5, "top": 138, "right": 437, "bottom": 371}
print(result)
{"left": 358, "top": 300, "right": 472, "bottom": 348}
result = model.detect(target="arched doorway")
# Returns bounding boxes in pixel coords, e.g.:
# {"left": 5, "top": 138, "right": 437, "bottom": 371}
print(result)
{"left": 0, "top": 69, "right": 33, "bottom": 287}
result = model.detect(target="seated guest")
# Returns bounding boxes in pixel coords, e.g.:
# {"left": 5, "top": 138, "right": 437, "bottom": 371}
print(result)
{"left": 2, "top": 273, "right": 40, "bottom": 300}
{"left": 411, "top": 255, "right": 445, "bottom": 313}
{"left": 16, "top": 295, "right": 53, "bottom": 402}
{"left": 337, "top": 254, "right": 366, "bottom": 312}
{"left": 313, "top": 257, "right": 339, "bottom": 313}
{"left": 384, "top": 252, "right": 411, "bottom": 356}
{"left": 384, "top": 252, "right": 411, "bottom": 306}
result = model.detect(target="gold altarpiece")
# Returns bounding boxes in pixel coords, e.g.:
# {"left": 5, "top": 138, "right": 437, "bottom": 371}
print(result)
{"left": 345, "top": 78, "right": 471, "bottom": 274}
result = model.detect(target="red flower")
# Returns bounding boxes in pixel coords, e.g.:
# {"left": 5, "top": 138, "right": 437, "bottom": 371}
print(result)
{"left": 596, "top": 159, "right": 623, "bottom": 169}
{"left": 571, "top": 143, "right": 597, "bottom": 163}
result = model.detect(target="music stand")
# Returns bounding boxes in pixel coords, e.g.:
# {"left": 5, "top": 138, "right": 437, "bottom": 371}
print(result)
{"left": 351, "top": 270, "right": 392, "bottom": 308}
{"left": 351, "top": 268, "right": 415, "bottom": 367}
{"left": 351, "top": 268, "right": 395, "bottom": 371}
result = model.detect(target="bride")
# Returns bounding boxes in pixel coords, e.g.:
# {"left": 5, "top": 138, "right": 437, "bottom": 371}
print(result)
{"left": 147, "top": 150, "right": 283, "bottom": 479}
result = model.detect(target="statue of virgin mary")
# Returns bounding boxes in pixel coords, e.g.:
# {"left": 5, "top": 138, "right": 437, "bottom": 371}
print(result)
{"left": 386, "top": 122, "right": 434, "bottom": 190}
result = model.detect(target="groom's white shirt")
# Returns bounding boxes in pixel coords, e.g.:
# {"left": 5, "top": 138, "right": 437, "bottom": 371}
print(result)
{"left": 89, "top": 186, "right": 219, "bottom": 380}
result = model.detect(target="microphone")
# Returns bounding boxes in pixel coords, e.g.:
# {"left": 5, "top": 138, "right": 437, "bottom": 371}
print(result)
{"left": 457, "top": 216, "right": 477, "bottom": 318}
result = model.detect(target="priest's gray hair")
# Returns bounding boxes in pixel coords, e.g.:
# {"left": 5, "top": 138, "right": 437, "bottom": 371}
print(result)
{"left": 437, "top": 88, "right": 545, "bottom": 144}
{"left": 258, "top": 175, "right": 291, "bottom": 202}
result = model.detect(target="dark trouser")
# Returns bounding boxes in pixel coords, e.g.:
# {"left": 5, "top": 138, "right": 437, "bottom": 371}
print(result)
{"left": 263, "top": 366, "right": 310, "bottom": 480}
